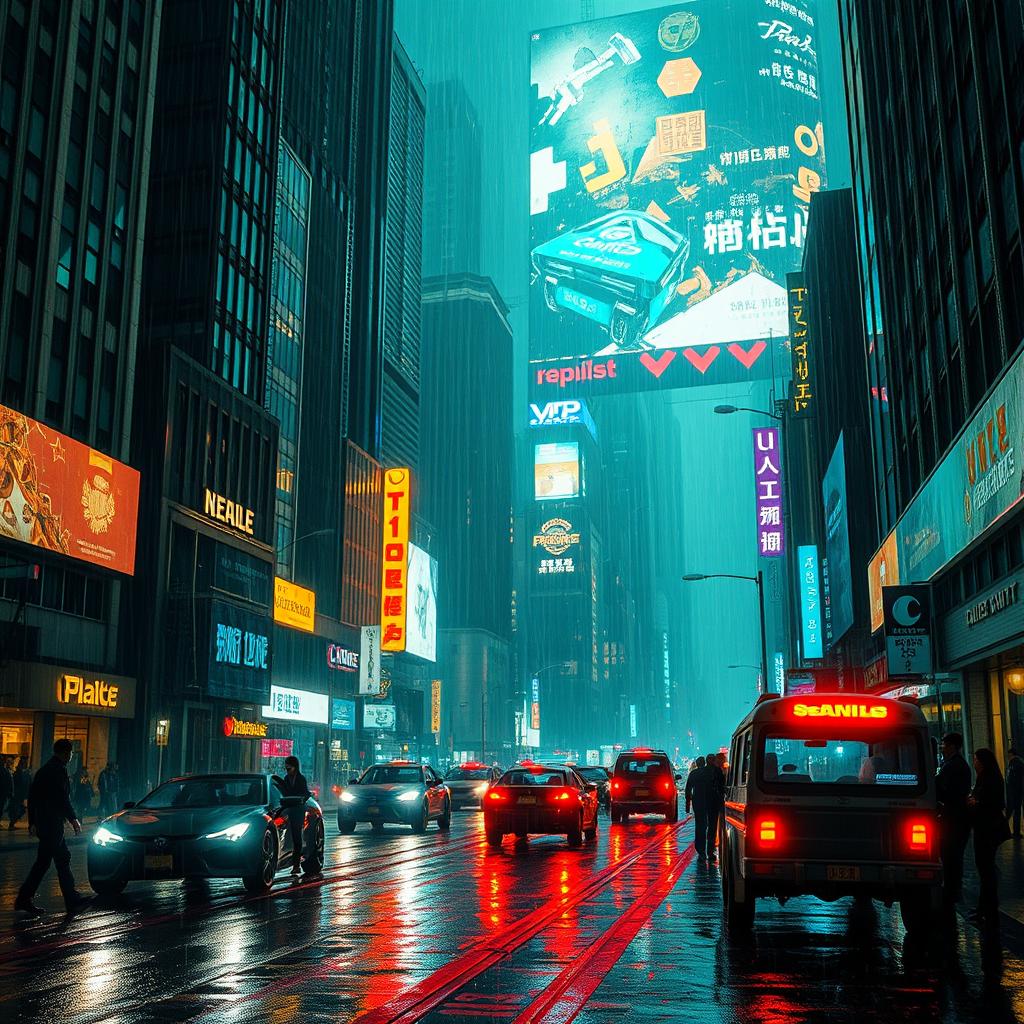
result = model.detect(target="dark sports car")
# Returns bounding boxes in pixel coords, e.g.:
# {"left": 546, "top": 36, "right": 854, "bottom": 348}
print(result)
{"left": 87, "top": 773, "right": 325, "bottom": 895}
{"left": 531, "top": 210, "right": 690, "bottom": 350}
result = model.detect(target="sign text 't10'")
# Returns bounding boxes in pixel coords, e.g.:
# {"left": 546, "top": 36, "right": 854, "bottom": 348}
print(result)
{"left": 381, "top": 468, "right": 411, "bottom": 652}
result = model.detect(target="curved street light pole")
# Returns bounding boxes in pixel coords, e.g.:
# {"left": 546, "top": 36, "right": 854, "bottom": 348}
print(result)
{"left": 683, "top": 571, "right": 768, "bottom": 694}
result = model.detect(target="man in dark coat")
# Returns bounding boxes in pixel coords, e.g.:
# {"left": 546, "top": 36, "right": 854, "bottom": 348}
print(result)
{"left": 686, "top": 753, "right": 719, "bottom": 862}
{"left": 1005, "top": 747, "right": 1024, "bottom": 837}
{"left": 14, "top": 738, "right": 90, "bottom": 917}
{"left": 936, "top": 732, "right": 972, "bottom": 912}
{"left": 278, "top": 756, "right": 312, "bottom": 875}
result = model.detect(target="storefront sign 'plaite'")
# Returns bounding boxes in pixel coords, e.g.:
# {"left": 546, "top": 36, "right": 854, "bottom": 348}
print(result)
{"left": 380, "top": 468, "right": 411, "bottom": 652}
{"left": 57, "top": 673, "right": 119, "bottom": 710}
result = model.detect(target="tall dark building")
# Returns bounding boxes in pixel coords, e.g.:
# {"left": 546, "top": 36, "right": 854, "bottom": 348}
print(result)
{"left": 839, "top": 0, "right": 1024, "bottom": 755}
{"left": 132, "top": 0, "right": 285, "bottom": 785}
{"left": 421, "top": 81, "right": 481, "bottom": 278}
{"left": 0, "top": 1, "right": 160, "bottom": 781}
{"left": 381, "top": 38, "right": 425, "bottom": 474}
{"left": 420, "top": 274, "right": 513, "bottom": 759}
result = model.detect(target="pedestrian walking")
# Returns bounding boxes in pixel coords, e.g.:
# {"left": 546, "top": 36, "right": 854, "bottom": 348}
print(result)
{"left": 936, "top": 732, "right": 972, "bottom": 912}
{"left": 97, "top": 762, "right": 120, "bottom": 818}
{"left": 0, "top": 755, "right": 12, "bottom": 821}
{"left": 686, "top": 754, "right": 718, "bottom": 862}
{"left": 708, "top": 752, "right": 727, "bottom": 862}
{"left": 1005, "top": 747, "right": 1023, "bottom": 837}
{"left": 278, "top": 756, "right": 312, "bottom": 876}
{"left": 13, "top": 738, "right": 91, "bottom": 917}
{"left": 968, "top": 747, "right": 1010, "bottom": 930}
{"left": 8, "top": 756, "right": 31, "bottom": 829}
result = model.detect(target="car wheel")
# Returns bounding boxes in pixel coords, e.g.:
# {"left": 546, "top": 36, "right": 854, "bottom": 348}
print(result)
{"left": 437, "top": 798, "right": 452, "bottom": 831}
{"left": 338, "top": 817, "right": 356, "bottom": 834}
{"left": 243, "top": 826, "right": 278, "bottom": 893}
{"left": 567, "top": 815, "right": 583, "bottom": 848}
{"left": 610, "top": 806, "right": 622, "bottom": 823}
{"left": 305, "top": 819, "right": 325, "bottom": 874}
{"left": 584, "top": 819, "right": 598, "bottom": 841}
{"left": 666, "top": 801, "right": 679, "bottom": 824}
{"left": 486, "top": 829, "right": 503, "bottom": 848}
{"left": 412, "top": 802, "right": 428, "bottom": 834}
{"left": 90, "top": 875, "right": 128, "bottom": 896}
{"left": 371, "top": 819, "right": 385, "bottom": 833}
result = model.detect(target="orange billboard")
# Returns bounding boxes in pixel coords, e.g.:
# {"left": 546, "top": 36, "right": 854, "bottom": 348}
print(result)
{"left": 380, "top": 467, "right": 411, "bottom": 652}
{"left": 867, "top": 529, "right": 899, "bottom": 634}
{"left": 0, "top": 404, "right": 140, "bottom": 575}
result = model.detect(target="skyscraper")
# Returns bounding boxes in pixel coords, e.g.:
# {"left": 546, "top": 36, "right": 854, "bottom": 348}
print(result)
{"left": 0, "top": 0, "right": 160, "bottom": 780}
{"left": 381, "top": 38, "right": 425, "bottom": 474}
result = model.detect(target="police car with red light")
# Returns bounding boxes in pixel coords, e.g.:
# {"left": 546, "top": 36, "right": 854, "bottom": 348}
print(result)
{"left": 720, "top": 694, "right": 942, "bottom": 932}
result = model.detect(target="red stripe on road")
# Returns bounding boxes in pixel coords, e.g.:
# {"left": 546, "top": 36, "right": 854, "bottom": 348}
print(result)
{"left": 513, "top": 842, "right": 697, "bottom": 1024}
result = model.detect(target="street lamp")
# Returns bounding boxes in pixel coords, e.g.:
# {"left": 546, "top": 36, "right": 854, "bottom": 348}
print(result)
{"left": 682, "top": 572, "right": 768, "bottom": 695}
{"left": 713, "top": 404, "right": 782, "bottom": 421}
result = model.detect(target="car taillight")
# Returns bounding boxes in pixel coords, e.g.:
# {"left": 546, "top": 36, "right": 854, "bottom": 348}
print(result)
{"left": 611, "top": 779, "right": 622, "bottom": 793}
{"left": 756, "top": 817, "right": 779, "bottom": 848}
{"left": 660, "top": 777, "right": 674, "bottom": 793}
{"left": 487, "top": 789, "right": 508, "bottom": 803}
{"left": 549, "top": 788, "right": 576, "bottom": 802}
{"left": 907, "top": 819, "right": 931, "bottom": 853}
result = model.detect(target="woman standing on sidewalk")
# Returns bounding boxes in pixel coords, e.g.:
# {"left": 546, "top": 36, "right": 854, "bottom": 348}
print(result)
{"left": 969, "top": 747, "right": 1011, "bottom": 929}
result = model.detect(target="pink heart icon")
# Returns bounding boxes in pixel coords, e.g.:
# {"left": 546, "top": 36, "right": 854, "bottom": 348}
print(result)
{"left": 639, "top": 349, "right": 677, "bottom": 378}
{"left": 682, "top": 346, "right": 721, "bottom": 374}
{"left": 727, "top": 340, "right": 767, "bottom": 369}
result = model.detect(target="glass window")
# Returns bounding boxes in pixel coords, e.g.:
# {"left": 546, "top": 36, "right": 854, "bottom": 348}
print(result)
{"left": 760, "top": 732, "right": 923, "bottom": 790}
{"left": 27, "top": 106, "right": 44, "bottom": 158}
{"left": 360, "top": 766, "right": 422, "bottom": 784}
{"left": 138, "top": 776, "right": 267, "bottom": 808}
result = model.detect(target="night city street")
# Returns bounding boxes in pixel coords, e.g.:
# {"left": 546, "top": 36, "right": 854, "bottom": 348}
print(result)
{"left": 1, "top": 811, "right": 1023, "bottom": 1024}
{"left": 3, "top": 0, "right": 1024, "bottom": 1019}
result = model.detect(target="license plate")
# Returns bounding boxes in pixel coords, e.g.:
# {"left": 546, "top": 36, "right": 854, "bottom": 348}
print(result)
{"left": 144, "top": 854, "right": 173, "bottom": 872}
{"left": 517, "top": 796, "right": 536, "bottom": 805}
{"left": 367, "top": 806, "right": 380, "bottom": 815}
{"left": 827, "top": 865, "right": 860, "bottom": 882}
{"left": 635, "top": 789, "right": 650, "bottom": 797}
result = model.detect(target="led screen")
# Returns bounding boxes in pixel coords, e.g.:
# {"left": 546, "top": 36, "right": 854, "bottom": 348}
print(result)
{"left": 534, "top": 442, "right": 581, "bottom": 501}
{"left": 405, "top": 543, "right": 438, "bottom": 663}
{"left": 822, "top": 433, "right": 853, "bottom": 648}
{"left": 529, "top": 1, "right": 825, "bottom": 396}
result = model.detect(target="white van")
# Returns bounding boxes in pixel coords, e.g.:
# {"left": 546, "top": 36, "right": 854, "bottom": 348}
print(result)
{"left": 721, "top": 693, "right": 942, "bottom": 932}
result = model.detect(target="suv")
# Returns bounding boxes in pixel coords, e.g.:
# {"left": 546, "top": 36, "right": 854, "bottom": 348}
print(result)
{"left": 609, "top": 748, "right": 680, "bottom": 823}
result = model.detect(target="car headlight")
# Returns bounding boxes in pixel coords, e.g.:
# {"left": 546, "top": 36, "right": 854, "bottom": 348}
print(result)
{"left": 340, "top": 790, "right": 358, "bottom": 803}
{"left": 474, "top": 784, "right": 489, "bottom": 795}
{"left": 397, "top": 790, "right": 421, "bottom": 802}
{"left": 93, "top": 826, "right": 124, "bottom": 846}
{"left": 203, "top": 822, "right": 250, "bottom": 842}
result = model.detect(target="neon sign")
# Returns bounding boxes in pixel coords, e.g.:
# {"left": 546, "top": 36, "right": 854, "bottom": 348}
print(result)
{"left": 792, "top": 702, "right": 888, "bottom": 720}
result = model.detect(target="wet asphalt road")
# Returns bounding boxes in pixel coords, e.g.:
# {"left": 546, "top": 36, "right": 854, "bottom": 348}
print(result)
{"left": 1, "top": 811, "right": 1023, "bottom": 1024}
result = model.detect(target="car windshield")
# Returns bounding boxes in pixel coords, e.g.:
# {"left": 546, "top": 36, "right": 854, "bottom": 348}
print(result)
{"left": 445, "top": 768, "right": 490, "bottom": 780}
{"left": 759, "top": 733, "right": 923, "bottom": 788}
{"left": 616, "top": 758, "right": 667, "bottom": 776}
{"left": 137, "top": 776, "right": 266, "bottom": 808}
{"left": 500, "top": 769, "right": 568, "bottom": 787}
{"left": 362, "top": 766, "right": 422, "bottom": 784}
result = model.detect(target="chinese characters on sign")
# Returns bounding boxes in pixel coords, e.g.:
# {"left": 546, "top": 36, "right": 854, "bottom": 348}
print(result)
{"left": 380, "top": 468, "right": 411, "bottom": 652}
{"left": 798, "top": 544, "right": 823, "bottom": 658}
{"left": 787, "top": 272, "right": 812, "bottom": 415}
{"left": 753, "top": 427, "right": 784, "bottom": 557}
{"left": 431, "top": 679, "right": 441, "bottom": 735}
{"left": 655, "top": 110, "right": 706, "bottom": 155}
{"left": 215, "top": 623, "right": 269, "bottom": 670}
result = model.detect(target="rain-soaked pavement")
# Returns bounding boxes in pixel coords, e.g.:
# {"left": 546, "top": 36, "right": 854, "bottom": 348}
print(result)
{"left": 2, "top": 812, "right": 1024, "bottom": 1024}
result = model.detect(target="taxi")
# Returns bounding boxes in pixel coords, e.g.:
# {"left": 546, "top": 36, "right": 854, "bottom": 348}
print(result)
{"left": 444, "top": 762, "right": 501, "bottom": 810}
{"left": 720, "top": 694, "right": 942, "bottom": 933}
{"left": 483, "top": 764, "right": 600, "bottom": 848}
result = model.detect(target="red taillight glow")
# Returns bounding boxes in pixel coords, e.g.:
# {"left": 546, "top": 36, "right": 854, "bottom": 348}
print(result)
{"left": 549, "top": 788, "right": 576, "bottom": 802}
{"left": 757, "top": 818, "right": 779, "bottom": 847}
{"left": 661, "top": 777, "right": 674, "bottom": 793}
{"left": 908, "top": 820, "right": 930, "bottom": 851}
{"left": 611, "top": 779, "right": 622, "bottom": 792}
{"left": 487, "top": 789, "right": 508, "bottom": 803}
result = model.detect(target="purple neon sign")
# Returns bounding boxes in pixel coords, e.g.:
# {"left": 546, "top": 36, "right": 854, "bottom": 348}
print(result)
{"left": 753, "top": 427, "right": 784, "bottom": 557}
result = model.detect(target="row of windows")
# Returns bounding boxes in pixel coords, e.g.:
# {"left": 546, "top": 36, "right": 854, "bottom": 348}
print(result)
{"left": 0, "top": 557, "right": 107, "bottom": 622}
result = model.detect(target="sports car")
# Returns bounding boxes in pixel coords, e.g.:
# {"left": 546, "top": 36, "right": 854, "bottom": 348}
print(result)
{"left": 531, "top": 210, "right": 690, "bottom": 350}
{"left": 87, "top": 773, "right": 324, "bottom": 895}
{"left": 338, "top": 760, "right": 451, "bottom": 833}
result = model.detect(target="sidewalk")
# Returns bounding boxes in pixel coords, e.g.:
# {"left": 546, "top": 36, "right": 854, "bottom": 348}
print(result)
{"left": 962, "top": 835, "right": 1024, "bottom": 932}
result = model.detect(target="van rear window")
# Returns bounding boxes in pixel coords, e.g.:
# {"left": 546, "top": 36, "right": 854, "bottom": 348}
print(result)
{"left": 616, "top": 758, "right": 668, "bottom": 776}
{"left": 759, "top": 734, "right": 922, "bottom": 788}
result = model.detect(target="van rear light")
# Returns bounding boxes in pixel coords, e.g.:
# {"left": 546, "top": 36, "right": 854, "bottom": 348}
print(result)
{"left": 660, "top": 777, "right": 674, "bottom": 793}
{"left": 756, "top": 818, "right": 779, "bottom": 848}
{"left": 907, "top": 819, "right": 931, "bottom": 854}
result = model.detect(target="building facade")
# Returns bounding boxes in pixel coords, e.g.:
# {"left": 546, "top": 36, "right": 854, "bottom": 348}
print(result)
{"left": 0, "top": 0, "right": 160, "bottom": 786}
{"left": 840, "top": 0, "right": 1024, "bottom": 754}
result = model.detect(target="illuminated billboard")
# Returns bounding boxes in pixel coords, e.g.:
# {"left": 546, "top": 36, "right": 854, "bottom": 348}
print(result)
{"left": 867, "top": 529, "right": 899, "bottom": 634}
{"left": 529, "top": 1, "right": 826, "bottom": 397}
{"left": 405, "top": 543, "right": 437, "bottom": 663}
{"left": 822, "top": 434, "right": 853, "bottom": 648}
{"left": 798, "top": 544, "right": 822, "bottom": 659}
{"left": 534, "top": 441, "right": 581, "bottom": 501}
{"left": 0, "top": 403, "right": 140, "bottom": 574}
{"left": 380, "top": 468, "right": 411, "bottom": 652}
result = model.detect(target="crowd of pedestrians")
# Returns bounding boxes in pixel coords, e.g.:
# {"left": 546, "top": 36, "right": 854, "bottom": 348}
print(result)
{"left": 684, "top": 751, "right": 727, "bottom": 863}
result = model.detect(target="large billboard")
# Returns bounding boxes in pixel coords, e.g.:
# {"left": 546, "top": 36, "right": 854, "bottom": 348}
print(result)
{"left": 0, "top": 403, "right": 140, "bottom": 574}
{"left": 534, "top": 441, "right": 581, "bottom": 501}
{"left": 822, "top": 433, "right": 853, "bottom": 647}
{"left": 406, "top": 543, "right": 437, "bottom": 663}
{"left": 381, "top": 468, "right": 410, "bottom": 652}
{"left": 529, "top": 1, "right": 825, "bottom": 397}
